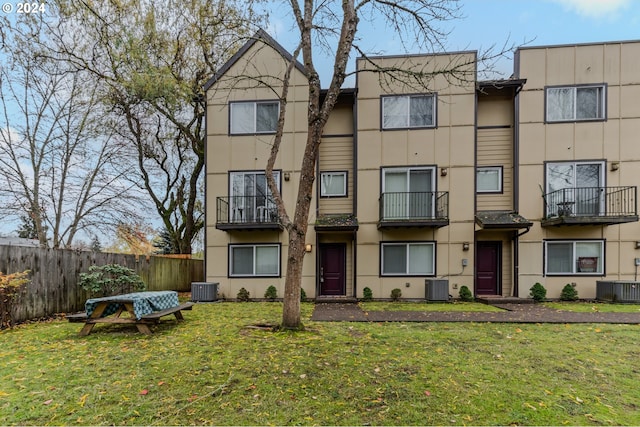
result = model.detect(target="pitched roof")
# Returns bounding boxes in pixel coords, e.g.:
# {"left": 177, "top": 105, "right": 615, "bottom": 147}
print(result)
{"left": 203, "top": 29, "right": 307, "bottom": 91}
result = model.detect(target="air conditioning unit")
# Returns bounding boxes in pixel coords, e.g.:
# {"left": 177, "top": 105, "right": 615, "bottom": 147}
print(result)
{"left": 425, "top": 279, "right": 449, "bottom": 301}
{"left": 191, "top": 282, "right": 218, "bottom": 302}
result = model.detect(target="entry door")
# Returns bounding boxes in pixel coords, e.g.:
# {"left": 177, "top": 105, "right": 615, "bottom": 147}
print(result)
{"left": 320, "top": 244, "right": 346, "bottom": 295}
{"left": 476, "top": 241, "right": 501, "bottom": 295}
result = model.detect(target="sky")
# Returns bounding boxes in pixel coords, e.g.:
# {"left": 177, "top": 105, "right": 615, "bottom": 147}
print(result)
{"left": 266, "top": 0, "right": 640, "bottom": 85}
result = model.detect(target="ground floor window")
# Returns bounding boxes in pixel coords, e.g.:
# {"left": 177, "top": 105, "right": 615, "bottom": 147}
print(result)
{"left": 381, "top": 242, "right": 435, "bottom": 276}
{"left": 229, "top": 244, "right": 280, "bottom": 277}
{"left": 544, "top": 240, "right": 604, "bottom": 275}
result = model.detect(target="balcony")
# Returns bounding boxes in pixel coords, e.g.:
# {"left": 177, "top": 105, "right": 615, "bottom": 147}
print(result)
{"left": 378, "top": 191, "right": 449, "bottom": 229}
{"left": 542, "top": 186, "right": 638, "bottom": 226}
{"left": 216, "top": 196, "right": 282, "bottom": 231}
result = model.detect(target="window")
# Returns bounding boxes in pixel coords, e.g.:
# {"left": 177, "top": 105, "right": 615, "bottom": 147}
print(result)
{"left": 545, "top": 161, "right": 604, "bottom": 217}
{"left": 229, "top": 244, "right": 280, "bottom": 277}
{"left": 230, "top": 101, "right": 279, "bottom": 134}
{"left": 545, "top": 240, "right": 604, "bottom": 275}
{"left": 320, "top": 171, "right": 347, "bottom": 197}
{"left": 477, "top": 167, "right": 503, "bottom": 193}
{"left": 382, "top": 94, "right": 436, "bottom": 129}
{"left": 381, "top": 242, "right": 435, "bottom": 276}
{"left": 229, "top": 171, "right": 280, "bottom": 222}
{"left": 382, "top": 167, "right": 435, "bottom": 219}
{"left": 546, "top": 85, "right": 605, "bottom": 122}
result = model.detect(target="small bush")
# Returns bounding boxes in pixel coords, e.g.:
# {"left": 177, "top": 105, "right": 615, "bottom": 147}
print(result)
{"left": 560, "top": 283, "right": 579, "bottom": 301}
{"left": 529, "top": 282, "right": 547, "bottom": 302}
{"left": 264, "top": 285, "right": 278, "bottom": 301}
{"left": 362, "top": 287, "right": 373, "bottom": 301}
{"left": 0, "top": 270, "right": 30, "bottom": 329}
{"left": 300, "top": 287, "right": 307, "bottom": 302}
{"left": 458, "top": 285, "right": 474, "bottom": 302}
{"left": 390, "top": 288, "right": 402, "bottom": 301}
{"left": 237, "top": 287, "right": 251, "bottom": 302}
{"left": 79, "top": 264, "right": 145, "bottom": 297}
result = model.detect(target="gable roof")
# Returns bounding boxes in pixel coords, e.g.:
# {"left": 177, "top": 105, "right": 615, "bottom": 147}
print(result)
{"left": 203, "top": 29, "right": 307, "bottom": 91}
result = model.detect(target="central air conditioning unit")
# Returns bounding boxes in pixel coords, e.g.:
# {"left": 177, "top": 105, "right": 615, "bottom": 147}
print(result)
{"left": 425, "top": 279, "right": 449, "bottom": 301}
{"left": 191, "top": 282, "right": 218, "bottom": 302}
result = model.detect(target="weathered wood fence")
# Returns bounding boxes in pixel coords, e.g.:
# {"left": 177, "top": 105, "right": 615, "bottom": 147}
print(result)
{"left": 0, "top": 245, "right": 203, "bottom": 323}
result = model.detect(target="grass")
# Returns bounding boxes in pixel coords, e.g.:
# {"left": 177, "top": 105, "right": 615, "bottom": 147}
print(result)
{"left": 1, "top": 302, "right": 639, "bottom": 425}
{"left": 544, "top": 301, "right": 640, "bottom": 313}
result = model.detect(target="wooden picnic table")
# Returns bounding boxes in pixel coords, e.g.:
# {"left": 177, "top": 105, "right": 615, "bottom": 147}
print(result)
{"left": 66, "top": 291, "right": 194, "bottom": 336}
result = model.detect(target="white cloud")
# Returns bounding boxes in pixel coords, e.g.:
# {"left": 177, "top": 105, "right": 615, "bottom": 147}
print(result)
{"left": 551, "top": 0, "right": 631, "bottom": 18}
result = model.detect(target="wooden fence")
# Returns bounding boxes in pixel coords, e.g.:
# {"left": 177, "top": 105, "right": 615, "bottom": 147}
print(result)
{"left": 0, "top": 245, "right": 204, "bottom": 323}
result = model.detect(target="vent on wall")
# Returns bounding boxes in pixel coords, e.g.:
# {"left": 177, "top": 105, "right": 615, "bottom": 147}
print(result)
{"left": 191, "top": 282, "right": 218, "bottom": 302}
{"left": 425, "top": 279, "right": 449, "bottom": 301}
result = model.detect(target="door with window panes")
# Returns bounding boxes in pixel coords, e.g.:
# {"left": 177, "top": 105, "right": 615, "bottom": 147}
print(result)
{"left": 546, "top": 162, "right": 603, "bottom": 217}
{"left": 383, "top": 168, "right": 434, "bottom": 220}
{"left": 230, "top": 171, "right": 279, "bottom": 222}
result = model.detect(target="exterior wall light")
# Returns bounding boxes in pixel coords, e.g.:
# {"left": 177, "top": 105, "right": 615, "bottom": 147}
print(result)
{"left": 462, "top": 242, "right": 470, "bottom": 251}
{"left": 305, "top": 244, "right": 312, "bottom": 253}
{"left": 440, "top": 167, "right": 448, "bottom": 177}
{"left": 284, "top": 172, "right": 291, "bottom": 181}
{"left": 611, "top": 162, "right": 620, "bottom": 171}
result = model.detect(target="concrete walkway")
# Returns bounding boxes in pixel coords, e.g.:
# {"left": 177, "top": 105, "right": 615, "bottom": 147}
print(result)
{"left": 310, "top": 303, "right": 640, "bottom": 324}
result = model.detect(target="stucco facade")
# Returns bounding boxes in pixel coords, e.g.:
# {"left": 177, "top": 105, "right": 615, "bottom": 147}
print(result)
{"left": 204, "top": 32, "right": 640, "bottom": 301}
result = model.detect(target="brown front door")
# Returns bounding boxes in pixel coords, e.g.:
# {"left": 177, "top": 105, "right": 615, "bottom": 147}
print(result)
{"left": 320, "top": 244, "right": 346, "bottom": 295}
{"left": 476, "top": 241, "right": 501, "bottom": 295}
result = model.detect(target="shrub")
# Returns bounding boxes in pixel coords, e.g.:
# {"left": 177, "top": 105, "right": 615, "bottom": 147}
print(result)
{"left": 79, "top": 264, "right": 145, "bottom": 297}
{"left": 236, "top": 287, "right": 250, "bottom": 302}
{"left": 362, "top": 287, "right": 373, "bottom": 301}
{"left": 458, "top": 285, "right": 474, "bottom": 302}
{"left": 529, "top": 282, "right": 547, "bottom": 302}
{"left": 0, "top": 270, "right": 30, "bottom": 329}
{"left": 300, "top": 287, "right": 307, "bottom": 302}
{"left": 390, "top": 288, "right": 402, "bottom": 301}
{"left": 560, "top": 283, "right": 579, "bottom": 301}
{"left": 264, "top": 285, "right": 278, "bottom": 301}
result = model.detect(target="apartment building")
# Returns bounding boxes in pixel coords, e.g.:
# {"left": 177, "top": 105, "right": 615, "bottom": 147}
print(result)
{"left": 204, "top": 30, "right": 639, "bottom": 301}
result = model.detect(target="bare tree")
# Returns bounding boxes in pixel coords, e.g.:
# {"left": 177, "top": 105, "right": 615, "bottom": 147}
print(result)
{"left": 248, "top": 0, "right": 511, "bottom": 329}
{"left": 47, "top": 0, "right": 263, "bottom": 254}
{"left": 0, "top": 16, "right": 140, "bottom": 248}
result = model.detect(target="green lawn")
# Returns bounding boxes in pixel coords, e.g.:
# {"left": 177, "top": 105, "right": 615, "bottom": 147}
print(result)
{"left": 544, "top": 301, "right": 640, "bottom": 313}
{"left": 1, "top": 302, "right": 639, "bottom": 425}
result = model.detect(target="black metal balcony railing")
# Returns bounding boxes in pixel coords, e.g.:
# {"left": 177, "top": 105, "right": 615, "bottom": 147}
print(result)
{"left": 216, "top": 196, "right": 281, "bottom": 230}
{"left": 379, "top": 191, "right": 449, "bottom": 227}
{"left": 543, "top": 186, "right": 638, "bottom": 225}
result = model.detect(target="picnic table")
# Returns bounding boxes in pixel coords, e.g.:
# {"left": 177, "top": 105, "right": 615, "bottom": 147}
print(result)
{"left": 66, "top": 291, "right": 194, "bottom": 336}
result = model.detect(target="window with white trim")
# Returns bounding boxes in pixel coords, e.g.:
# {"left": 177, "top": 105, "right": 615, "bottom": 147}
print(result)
{"left": 382, "top": 94, "right": 436, "bottom": 129}
{"left": 320, "top": 171, "right": 347, "bottom": 197}
{"left": 546, "top": 85, "right": 605, "bottom": 122}
{"left": 230, "top": 101, "right": 279, "bottom": 134}
{"left": 477, "top": 166, "right": 503, "bottom": 193}
{"left": 229, "top": 244, "right": 280, "bottom": 277}
{"left": 381, "top": 242, "right": 435, "bottom": 276}
{"left": 545, "top": 240, "right": 604, "bottom": 275}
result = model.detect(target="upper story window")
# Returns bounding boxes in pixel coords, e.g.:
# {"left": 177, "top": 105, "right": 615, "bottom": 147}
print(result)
{"left": 545, "top": 161, "right": 604, "bottom": 217}
{"left": 477, "top": 166, "right": 503, "bottom": 193}
{"left": 381, "top": 94, "right": 436, "bottom": 129}
{"left": 546, "top": 85, "right": 606, "bottom": 122}
{"left": 320, "top": 171, "right": 348, "bottom": 197}
{"left": 230, "top": 101, "right": 279, "bottom": 134}
{"left": 229, "top": 171, "right": 280, "bottom": 223}
{"left": 382, "top": 166, "right": 436, "bottom": 219}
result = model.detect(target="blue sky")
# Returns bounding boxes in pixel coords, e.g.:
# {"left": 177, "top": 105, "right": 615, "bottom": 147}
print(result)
{"left": 267, "top": 0, "right": 640, "bottom": 85}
